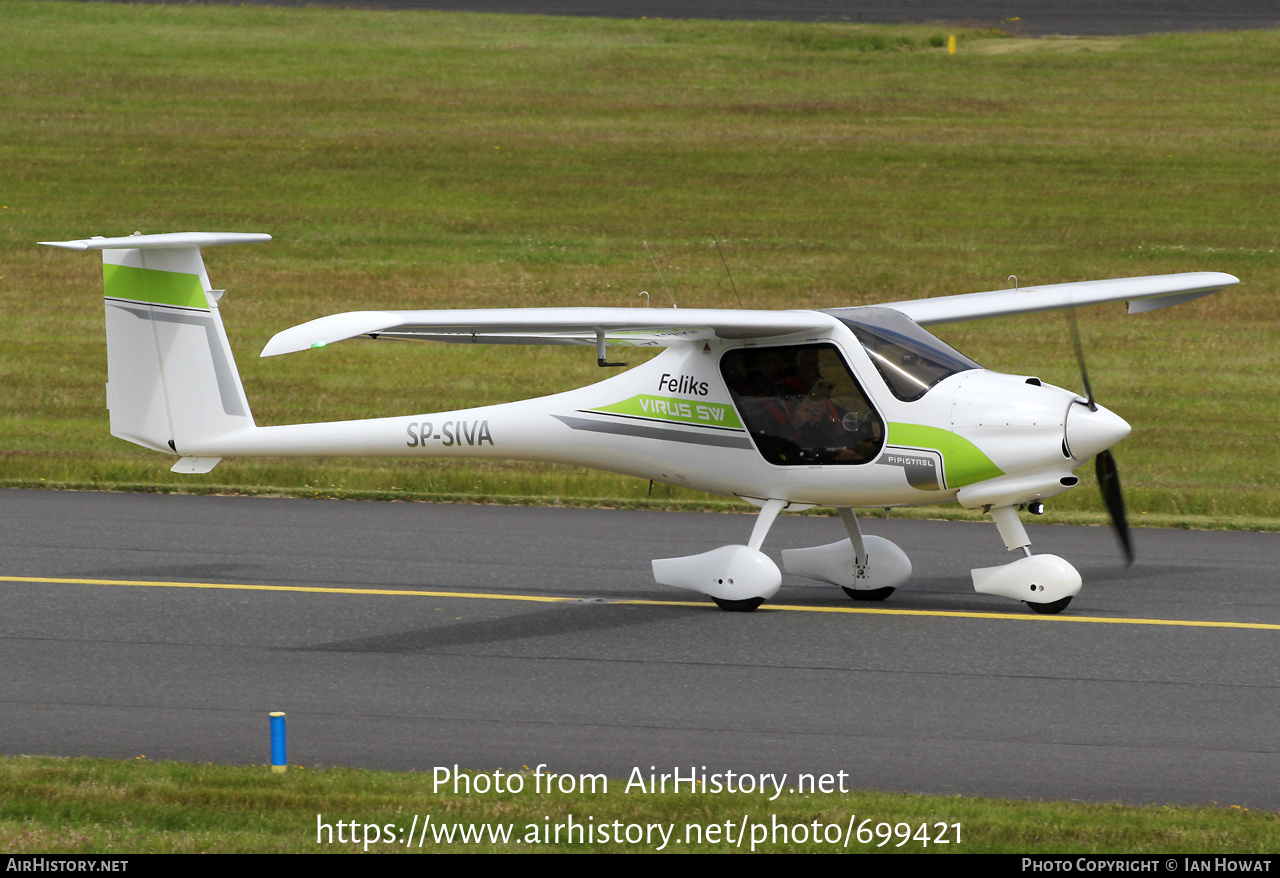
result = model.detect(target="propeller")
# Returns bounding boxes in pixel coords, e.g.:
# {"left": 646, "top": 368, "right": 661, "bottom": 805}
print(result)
{"left": 1067, "top": 309, "right": 1134, "bottom": 566}
{"left": 1095, "top": 447, "right": 1133, "bottom": 565}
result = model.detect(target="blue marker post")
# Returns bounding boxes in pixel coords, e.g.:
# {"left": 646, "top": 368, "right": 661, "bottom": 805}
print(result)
{"left": 269, "top": 711, "right": 287, "bottom": 774}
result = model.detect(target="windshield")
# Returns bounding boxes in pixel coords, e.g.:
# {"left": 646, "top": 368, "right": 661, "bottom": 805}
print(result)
{"left": 832, "top": 307, "right": 981, "bottom": 402}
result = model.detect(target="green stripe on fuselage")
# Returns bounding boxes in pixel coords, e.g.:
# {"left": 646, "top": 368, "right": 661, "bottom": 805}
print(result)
{"left": 887, "top": 423, "right": 1003, "bottom": 488}
{"left": 103, "top": 264, "right": 207, "bottom": 309}
{"left": 593, "top": 394, "right": 744, "bottom": 429}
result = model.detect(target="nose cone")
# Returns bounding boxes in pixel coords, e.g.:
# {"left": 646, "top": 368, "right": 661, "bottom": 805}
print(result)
{"left": 1064, "top": 402, "right": 1131, "bottom": 461}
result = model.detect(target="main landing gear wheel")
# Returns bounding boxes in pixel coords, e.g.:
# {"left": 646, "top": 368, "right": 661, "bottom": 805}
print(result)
{"left": 712, "top": 596, "right": 766, "bottom": 612}
{"left": 841, "top": 586, "right": 895, "bottom": 602}
{"left": 1025, "top": 596, "right": 1072, "bottom": 615}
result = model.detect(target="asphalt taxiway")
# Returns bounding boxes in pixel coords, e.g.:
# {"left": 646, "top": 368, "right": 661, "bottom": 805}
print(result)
{"left": 218, "top": 0, "right": 1280, "bottom": 37}
{"left": 2, "top": 489, "right": 1276, "bottom": 808}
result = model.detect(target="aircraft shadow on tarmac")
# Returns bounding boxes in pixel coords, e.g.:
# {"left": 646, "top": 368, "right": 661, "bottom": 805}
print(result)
{"left": 297, "top": 602, "right": 698, "bottom": 652}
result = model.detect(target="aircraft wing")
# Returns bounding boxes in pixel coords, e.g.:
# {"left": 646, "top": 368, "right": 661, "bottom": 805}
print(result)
{"left": 262, "top": 272, "right": 1239, "bottom": 356}
{"left": 849, "top": 271, "right": 1239, "bottom": 326}
{"left": 261, "top": 307, "right": 833, "bottom": 357}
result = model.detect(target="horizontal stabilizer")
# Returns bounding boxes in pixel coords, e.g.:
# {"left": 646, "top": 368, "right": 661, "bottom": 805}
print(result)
{"left": 40, "top": 232, "right": 271, "bottom": 251}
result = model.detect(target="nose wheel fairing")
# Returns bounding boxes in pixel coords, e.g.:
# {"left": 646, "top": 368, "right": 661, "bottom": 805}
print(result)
{"left": 971, "top": 554, "right": 1082, "bottom": 607}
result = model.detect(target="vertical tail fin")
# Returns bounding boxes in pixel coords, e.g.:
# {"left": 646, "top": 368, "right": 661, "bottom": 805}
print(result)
{"left": 40, "top": 232, "right": 270, "bottom": 463}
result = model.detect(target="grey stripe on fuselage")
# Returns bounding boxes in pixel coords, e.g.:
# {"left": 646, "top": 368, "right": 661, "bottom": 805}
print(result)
{"left": 553, "top": 414, "right": 755, "bottom": 449}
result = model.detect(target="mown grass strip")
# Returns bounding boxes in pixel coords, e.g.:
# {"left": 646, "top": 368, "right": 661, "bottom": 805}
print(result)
{"left": 1, "top": 756, "right": 1276, "bottom": 853}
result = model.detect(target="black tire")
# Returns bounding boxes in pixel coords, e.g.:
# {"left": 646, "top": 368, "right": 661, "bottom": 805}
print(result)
{"left": 841, "top": 586, "right": 895, "bottom": 602}
{"left": 1026, "top": 596, "right": 1072, "bottom": 615}
{"left": 712, "top": 596, "right": 765, "bottom": 612}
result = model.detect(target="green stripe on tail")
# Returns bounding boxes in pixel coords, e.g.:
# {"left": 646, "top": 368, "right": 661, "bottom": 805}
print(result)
{"left": 103, "top": 263, "right": 207, "bottom": 309}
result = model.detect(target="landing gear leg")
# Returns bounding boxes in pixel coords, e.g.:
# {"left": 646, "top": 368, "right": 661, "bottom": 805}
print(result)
{"left": 971, "top": 505, "right": 1081, "bottom": 614}
{"left": 990, "top": 504, "right": 1032, "bottom": 557}
{"left": 837, "top": 508, "right": 895, "bottom": 601}
{"left": 748, "top": 498, "right": 786, "bottom": 553}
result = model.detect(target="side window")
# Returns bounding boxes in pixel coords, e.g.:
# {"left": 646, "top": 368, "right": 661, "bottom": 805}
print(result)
{"left": 720, "top": 344, "right": 884, "bottom": 466}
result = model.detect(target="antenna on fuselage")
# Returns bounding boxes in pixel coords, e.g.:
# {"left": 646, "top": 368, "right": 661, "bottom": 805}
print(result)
{"left": 713, "top": 234, "right": 744, "bottom": 309}
{"left": 644, "top": 241, "right": 677, "bottom": 308}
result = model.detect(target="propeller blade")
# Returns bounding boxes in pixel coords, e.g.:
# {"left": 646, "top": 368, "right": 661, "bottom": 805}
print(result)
{"left": 1095, "top": 449, "right": 1133, "bottom": 566}
{"left": 1066, "top": 308, "right": 1097, "bottom": 411}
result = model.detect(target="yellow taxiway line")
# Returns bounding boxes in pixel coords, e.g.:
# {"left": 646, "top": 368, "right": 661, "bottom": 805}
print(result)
{"left": 3, "top": 574, "right": 1278, "bottom": 631}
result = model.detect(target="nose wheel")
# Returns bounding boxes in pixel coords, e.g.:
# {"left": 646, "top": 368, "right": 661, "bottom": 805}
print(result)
{"left": 711, "top": 596, "right": 766, "bottom": 612}
{"left": 1025, "top": 596, "right": 1073, "bottom": 615}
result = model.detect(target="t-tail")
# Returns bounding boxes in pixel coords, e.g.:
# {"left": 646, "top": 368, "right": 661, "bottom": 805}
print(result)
{"left": 40, "top": 232, "right": 270, "bottom": 472}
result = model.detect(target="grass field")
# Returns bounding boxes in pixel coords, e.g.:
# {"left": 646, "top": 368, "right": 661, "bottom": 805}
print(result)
{"left": 3, "top": 756, "right": 1277, "bottom": 853}
{"left": 2, "top": 1, "right": 1277, "bottom": 525}
{"left": 3, "top": 5, "right": 1279, "bottom": 855}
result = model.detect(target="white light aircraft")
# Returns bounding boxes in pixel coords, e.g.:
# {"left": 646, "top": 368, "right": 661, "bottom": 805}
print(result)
{"left": 42, "top": 232, "right": 1238, "bottom": 613}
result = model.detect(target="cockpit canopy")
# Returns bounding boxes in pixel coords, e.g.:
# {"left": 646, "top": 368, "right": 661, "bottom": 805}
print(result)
{"left": 832, "top": 307, "right": 981, "bottom": 402}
